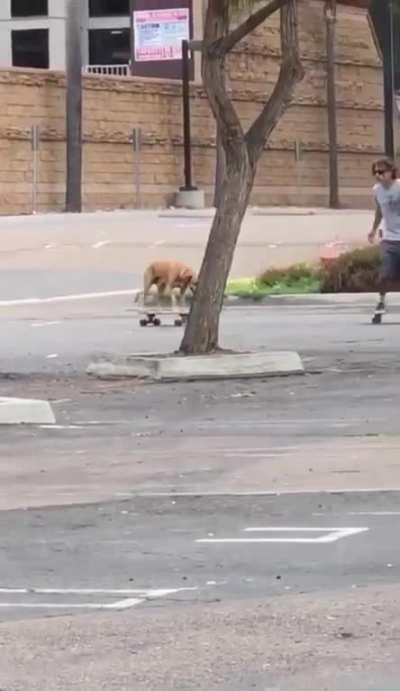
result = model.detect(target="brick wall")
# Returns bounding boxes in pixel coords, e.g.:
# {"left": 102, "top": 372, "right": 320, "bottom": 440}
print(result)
{"left": 0, "top": 1, "right": 383, "bottom": 215}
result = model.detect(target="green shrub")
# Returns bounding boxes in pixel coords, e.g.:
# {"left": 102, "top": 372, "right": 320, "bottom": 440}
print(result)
{"left": 319, "top": 245, "right": 381, "bottom": 293}
{"left": 226, "top": 264, "right": 320, "bottom": 298}
{"left": 226, "top": 277, "right": 270, "bottom": 299}
{"left": 259, "top": 262, "right": 316, "bottom": 287}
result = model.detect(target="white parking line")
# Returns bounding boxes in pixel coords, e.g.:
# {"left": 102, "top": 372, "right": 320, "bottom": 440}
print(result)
{"left": 346, "top": 511, "right": 400, "bottom": 516}
{"left": 0, "top": 601, "right": 144, "bottom": 610}
{"left": 0, "top": 289, "right": 138, "bottom": 307}
{"left": 0, "top": 588, "right": 194, "bottom": 596}
{"left": 39, "top": 425, "right": 86, "bottom": 430}
{"left": 38, "top": 422, "right": 130, "bottom": 429}
{"left": 0, "top": 587, "right": 196, "bottom": 611}
{"left": 31, "top": 321, "right": 62, "bottom": 328}
{"left": 197, "top": 526, "right": 369, "bottom": 544}
{"left": 104, "top": 598, "right": 143, "bottom": 610}
{"left": 92, "top": 241, "right": 110, "bottom": 249}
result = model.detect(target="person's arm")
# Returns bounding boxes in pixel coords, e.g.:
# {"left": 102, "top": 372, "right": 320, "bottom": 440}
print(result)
{"left": 368, "top": 200, "right": 382, "bottom": 243}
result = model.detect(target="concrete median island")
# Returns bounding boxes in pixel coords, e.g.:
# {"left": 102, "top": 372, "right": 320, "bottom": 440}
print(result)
{"left": 87, "top": 350, "right": 304, "bottom": 382}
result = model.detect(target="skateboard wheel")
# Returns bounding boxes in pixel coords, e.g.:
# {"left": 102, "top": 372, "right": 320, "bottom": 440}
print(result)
{"left": 372, "top": 314, "right": 382, "bottom": 325}
{"left": 153, "top": 318, "right": 161, "bottom": 326}
{"left": 139, "top": 318, "right": 148, "bottom": 327}
{"left": 174, "top": 319, "right": 183, "bottom": 327}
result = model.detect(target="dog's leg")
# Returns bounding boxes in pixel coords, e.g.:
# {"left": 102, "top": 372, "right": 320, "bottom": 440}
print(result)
{"left": 178, "top": 286, "right": 186, "bottom": 310}
{"left": 143, "top": 267, "right": 153, "bottom": 306}
{"left": 158, "top": 282, "right": 167, "bottom": 308}
{"left": 170, "top": 287, "right": 178, "bottom": 311}
{"left": 179, "top": 278, "right": 192, "bottom": 309}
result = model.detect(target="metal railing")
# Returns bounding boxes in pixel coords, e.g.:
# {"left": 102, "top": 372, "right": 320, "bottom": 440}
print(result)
{"left": 84, "top": 64, "right": 130, "bottom": 76}
{"left": 27, "top": 124, "right": 144, "bottom": 214}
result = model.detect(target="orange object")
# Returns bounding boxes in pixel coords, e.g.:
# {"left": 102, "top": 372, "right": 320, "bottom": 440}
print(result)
{"left": 320, "top": 241, "right": 347, "bottom": 268}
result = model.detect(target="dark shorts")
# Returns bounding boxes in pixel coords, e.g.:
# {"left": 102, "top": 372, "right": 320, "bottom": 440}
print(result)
{"left": 380, "top": 241, "right": 400, "bottom": 283}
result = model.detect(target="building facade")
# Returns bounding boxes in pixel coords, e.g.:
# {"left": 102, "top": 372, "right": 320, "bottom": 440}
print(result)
{"left": 0, "top": 0, "right": 384, "bottom": 214}
{"left": 0, "top": 1, "right": 201, "bottom": 77}
{"left": 0, "top": 0, "right": 134, "bottom": 72}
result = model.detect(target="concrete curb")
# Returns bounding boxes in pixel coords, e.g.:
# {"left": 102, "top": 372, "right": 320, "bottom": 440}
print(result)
{"left": 157, "top": 206, "right": 369, "bottom": 218}
{"left": 0, "top": 397, "right": 56, "bottom": 425}
{"left": 87, "top": 351, "right": 304, "bottom": 382}
{"left": 224, "top": 292, "right": 393, "bottom": 307}
{"left": 136, "top": 293, "right": 384, "bottom": 310}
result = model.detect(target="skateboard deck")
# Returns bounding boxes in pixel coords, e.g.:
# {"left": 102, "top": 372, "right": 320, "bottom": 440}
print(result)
{"left": 138, "top": 307, "right": 189, "bottom": 327}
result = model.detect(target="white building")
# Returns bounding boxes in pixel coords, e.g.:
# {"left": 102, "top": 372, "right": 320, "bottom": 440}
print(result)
{"left": 0, "top": 1, "right": 202, "bottom": 77}
{"left": 0, "top": 0, "right": 132, "bottom": 72}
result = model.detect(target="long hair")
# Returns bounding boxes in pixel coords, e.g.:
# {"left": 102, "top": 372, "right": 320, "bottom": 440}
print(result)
{"left": 372, "top": 157, "right": 398, "bottom": 180}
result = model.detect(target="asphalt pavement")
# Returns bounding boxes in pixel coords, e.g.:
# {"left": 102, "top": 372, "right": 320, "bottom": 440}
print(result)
{"left": 2, "top": 296, "right": 400, "bottom": 375}
{"left": 0, "top": 491, "right": 398, "bottom": 623}
{"left": 0, "top": 492, "right": 399, "bottom": 690}
{"left": 2, "top": 208, "right": 400, "bottom": 690}
{"left": 0, "top": 268, "right": 137, "bottom": 300}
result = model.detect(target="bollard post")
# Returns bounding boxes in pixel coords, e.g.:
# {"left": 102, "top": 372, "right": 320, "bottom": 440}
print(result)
{"left": 31, "top": 125, "right": 40, "bottom": 215}
{"left": 132, "top": 127, "right": 142, "bottom": 208}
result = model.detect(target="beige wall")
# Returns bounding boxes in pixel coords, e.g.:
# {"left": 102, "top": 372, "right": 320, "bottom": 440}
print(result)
{"left": 0, "top": 1, "right": 383, "bottom": 215}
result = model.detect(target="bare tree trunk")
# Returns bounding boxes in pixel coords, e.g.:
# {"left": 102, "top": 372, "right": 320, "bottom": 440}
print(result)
{"left": 180, "top": 0, "right": 303, "bottom": 355}
{"left": 181, "top": 143, "right": 253, "bottom": 353}
{"left": 213, "top": 126, "right": 226, "bottom": 208}
{"left": 180, "top": 0, "right": 250, "bottom": 354}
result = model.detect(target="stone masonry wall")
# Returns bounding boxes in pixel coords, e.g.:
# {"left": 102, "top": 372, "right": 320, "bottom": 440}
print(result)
{"left": 0, "top": 0, "right": 383, "bottom": 214}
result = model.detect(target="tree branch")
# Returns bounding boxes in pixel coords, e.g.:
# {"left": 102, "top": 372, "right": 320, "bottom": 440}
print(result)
{"left": 213, "top": 0, "right": 289, "bottom": 56}
{"left": 202, "top": 0, "right": 245, "bottom": 149}
{"left": 245, "top": 0, "right": 304, "bottom": 164}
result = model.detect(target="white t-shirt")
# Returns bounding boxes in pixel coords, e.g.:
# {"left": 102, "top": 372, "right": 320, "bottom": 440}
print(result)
{"left": 374, "top": 179, "right": 400, "bottom": 242}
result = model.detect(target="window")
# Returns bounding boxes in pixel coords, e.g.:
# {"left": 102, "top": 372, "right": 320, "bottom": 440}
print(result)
{"left": 11, "top": 0, "right": 48, "bottom": 16}
{"left": 89, "top": 0, "right": 130, "bottom": 17}
{"left": 12, "top": 29, "right": 49, "bottom": 69}
{"left": 89, "top": 28, "right": 130, "bottom": 65}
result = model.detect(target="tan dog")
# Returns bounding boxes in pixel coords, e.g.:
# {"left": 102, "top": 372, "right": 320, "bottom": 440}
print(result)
{"left": 143, "top": 260, "right": 197, "bottom": 309}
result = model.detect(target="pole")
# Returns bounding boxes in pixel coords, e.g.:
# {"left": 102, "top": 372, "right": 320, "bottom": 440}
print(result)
{"left": 382, "top": 0, "right": 395, "bottom": 157}
{"left": 130, "top": 0, "right": 134, "bottom": 76}
{"left": 66, "top": 0, "right": 83, "bottom": 212}
{"left": 132, "top": 127, "right": 142, "bottom": 208}
{"left": 325, "top": 0, "right": 340, "bottom": 208}
{"left": 180, "top": 39, "right": 197, "bottom": 191}
{"left": 31, "top": 125, "right": 40, "bottom": 215}
{"left": 389, "top": 0, "right": 397, "bottom": 160}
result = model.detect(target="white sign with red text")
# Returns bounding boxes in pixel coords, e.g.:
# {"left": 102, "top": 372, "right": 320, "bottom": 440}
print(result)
{"left": 133, "top": 8, "right": 190, "bottom": 62}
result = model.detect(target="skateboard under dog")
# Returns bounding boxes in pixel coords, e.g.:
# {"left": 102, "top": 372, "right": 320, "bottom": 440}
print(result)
{"left": 138, "top": 308, "right": 189, "bottom": 327}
